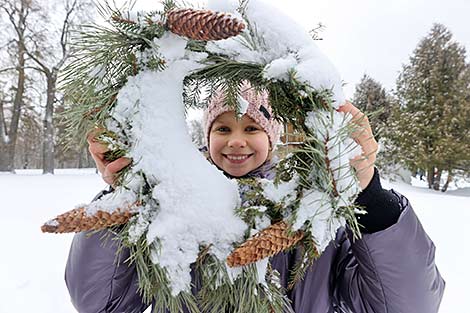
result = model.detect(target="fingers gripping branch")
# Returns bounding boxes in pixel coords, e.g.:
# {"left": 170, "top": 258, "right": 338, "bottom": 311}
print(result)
{"left": 338, "top": 102, "right": 378, "bottom": 189}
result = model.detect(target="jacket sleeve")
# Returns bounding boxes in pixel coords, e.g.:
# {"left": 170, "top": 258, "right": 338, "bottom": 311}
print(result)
{"left": 334, "top": 191, "right": 445, "bottom": 313}
{"left": 65, "top": 230, "right": 149, "bottom": 313}
{"left": 65, "top": 189, "right": 149, "bottom": 313}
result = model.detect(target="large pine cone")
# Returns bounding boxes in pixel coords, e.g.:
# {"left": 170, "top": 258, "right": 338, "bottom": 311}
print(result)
{"left": 41, "top": 205, "right": 135, "bottom": 233}
{"left": 226, "top": 221, "right": 304, "bottom": 267}
{"left": 166, "top": 8, "right": 245, "bottom": 41}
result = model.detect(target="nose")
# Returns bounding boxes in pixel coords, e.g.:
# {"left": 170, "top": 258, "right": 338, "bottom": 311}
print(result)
{"left": 227, "top": 133, "right": 247, "bottom": 148}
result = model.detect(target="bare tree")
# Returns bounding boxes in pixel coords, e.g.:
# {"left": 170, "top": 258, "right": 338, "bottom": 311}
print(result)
{"left": 0, "top": 0, "right": 31, "bottom": 172}
{"left": 25, "top": 0, "right": 93, "bottom": 174}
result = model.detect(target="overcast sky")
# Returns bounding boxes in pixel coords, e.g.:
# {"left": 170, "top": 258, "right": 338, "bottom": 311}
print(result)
{"left": 267, "top": 0, "right": 470, "bottom": 98}
{"left": 129, "top": 0, "right": 470, "bottom": 114}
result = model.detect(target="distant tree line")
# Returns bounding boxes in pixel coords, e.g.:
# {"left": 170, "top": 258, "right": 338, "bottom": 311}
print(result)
{"left": 353, "top": 24, "right": 470, "bottom": 191}
{"left": 0, "top": 0, "right": 94, "bottom": 173}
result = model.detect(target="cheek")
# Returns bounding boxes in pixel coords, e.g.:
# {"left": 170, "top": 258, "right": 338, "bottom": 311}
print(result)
{"left": 208, "top": 135, "right": 223, "bottom": 159}
{"left": 253, "top": 135, "right": 270, "bottom": 159}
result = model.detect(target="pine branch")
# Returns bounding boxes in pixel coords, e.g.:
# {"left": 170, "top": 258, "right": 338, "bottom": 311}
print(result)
{"left": 287, "top": 236, "right": 318, "bottom": 290}
{"left": 196, "top": 253, "right": 293, "bottom": 313}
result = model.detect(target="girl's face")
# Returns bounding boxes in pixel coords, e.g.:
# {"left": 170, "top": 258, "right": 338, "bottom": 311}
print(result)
{"left": 209, "top": 111, "right": 270, "bottom": 177}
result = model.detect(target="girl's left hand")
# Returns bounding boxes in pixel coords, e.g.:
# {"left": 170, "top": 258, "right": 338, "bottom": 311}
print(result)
{"left": 338, "top": 102, "right": 378, "bottom": 190}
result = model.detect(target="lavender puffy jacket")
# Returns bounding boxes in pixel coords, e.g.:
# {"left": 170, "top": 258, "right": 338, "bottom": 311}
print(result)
{"left": 65, "top": 184, "right": 445, "bottom": 313}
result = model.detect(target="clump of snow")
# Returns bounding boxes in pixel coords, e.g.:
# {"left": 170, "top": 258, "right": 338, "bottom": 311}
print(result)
{"left": 249, "top": 214, "right": 271, "bottom": 237}
{"left": 207, "top": 0, "right": 239, "bottom": 13}
{"left": 86, "top": 188, "right": 138, "bottom": 216}
{"left": 261, "top": 175, "right": 298, "bottom": 203}
{"left": 255, "top": 258, "right": 269, "bottom": 286}
{"left": 106, "top": 35, "right": 248, "bottom": 294}
{"left": 237, "top": 95, "right": 249, "bottom": 115}
{"left": 263, "top": 55, "right": 297, "bottom": 81}
{"left": 98, "top": 134, "right": 128, "bottom": 153}
{"left": 44, "top": 219, "right": 59, "bottom": 227}
{"left": 206, "top": 0, "right": 346, "bottom": 106}
{"left": 127, "top": 204, "right": 154, "bottom": 244}
{"left": 225, "top": 263, "right": 243, "bottom": 285}
{"left": 306, "top": 110, "right": 362, "bottom": 196}
{"left": 294, "top": 51, "right": 345, "bottom": 107}
{"left": 252, "top": 205, "right": 267, "bottom": 213}
{"left": 125, "top": 11, "right": 142, "bottom": 22}
{"left": 293, "top": 190, "right": 344, "bottom": 253}
{"left": 153, "top": 33, "right": 188, "bottom": 61}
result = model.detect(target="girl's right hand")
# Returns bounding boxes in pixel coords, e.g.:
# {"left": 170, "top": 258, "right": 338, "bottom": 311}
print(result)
{"left": 87, "top": 129, "right": 132, "bottom": 186}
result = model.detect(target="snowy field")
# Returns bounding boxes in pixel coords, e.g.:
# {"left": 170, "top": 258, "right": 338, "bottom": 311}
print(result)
{"left": 0, "top": 169, "right": 468, "bottom": 313}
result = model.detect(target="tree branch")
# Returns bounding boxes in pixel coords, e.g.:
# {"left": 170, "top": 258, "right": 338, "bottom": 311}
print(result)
{"left": 24, "top": 49, "right": 49, "bottom": 75}
{"left": 0, "top": 66, "right": 44, "bottom": 74}
{"left": 53, "top": 0, "right": 79, "bottom": 71}
{"left": 2, "top": 2, "right": 27, "bottom": 41}
{"left": 60, "top": 0, "right": 78, "bottom": 56}
{"left": 0, "top": 67, "right": 17, "bottom": 74}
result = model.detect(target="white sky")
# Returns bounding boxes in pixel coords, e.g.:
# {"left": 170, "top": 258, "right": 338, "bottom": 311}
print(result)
{"left": 125, "top": 0, "right": 470, "bottom": 117}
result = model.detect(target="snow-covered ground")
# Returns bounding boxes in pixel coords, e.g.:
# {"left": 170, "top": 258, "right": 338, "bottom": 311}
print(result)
{"left": 0, "top": 169, "right": 468, "bottom": 313}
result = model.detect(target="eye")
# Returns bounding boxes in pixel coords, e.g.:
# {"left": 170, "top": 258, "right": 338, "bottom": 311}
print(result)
{"left": 215, "top": 126, "right": 230, "bottom": 132}
{"left": 245, "top": 126, "right": 260, "bottom": 132}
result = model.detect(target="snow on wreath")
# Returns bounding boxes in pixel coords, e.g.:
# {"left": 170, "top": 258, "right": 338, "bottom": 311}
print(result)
{"left": 41, "top": 0, "right": 365, "bottom": 311}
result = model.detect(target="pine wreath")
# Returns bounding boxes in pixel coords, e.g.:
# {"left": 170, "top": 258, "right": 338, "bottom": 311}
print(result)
{"left": 42, "top": 0, "right": 364, "bottom": 311}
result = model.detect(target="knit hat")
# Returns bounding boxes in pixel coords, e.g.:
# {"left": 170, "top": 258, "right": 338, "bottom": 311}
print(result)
{"left": 202, "top": 83, "right": 282, "bottom": 148}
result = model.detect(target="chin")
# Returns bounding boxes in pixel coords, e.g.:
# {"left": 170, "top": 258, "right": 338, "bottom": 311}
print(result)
{"left": 226, "top": 169, "right": 250, "bottom": 177}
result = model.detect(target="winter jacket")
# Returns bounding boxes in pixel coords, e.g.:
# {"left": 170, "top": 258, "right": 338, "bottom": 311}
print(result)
{"left": 65, "top": 170, "right": 445, "bottom": 313}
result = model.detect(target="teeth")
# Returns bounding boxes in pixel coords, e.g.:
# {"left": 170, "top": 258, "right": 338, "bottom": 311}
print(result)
{"left": 227, "top": 155, "right": 249, "bottom": 160}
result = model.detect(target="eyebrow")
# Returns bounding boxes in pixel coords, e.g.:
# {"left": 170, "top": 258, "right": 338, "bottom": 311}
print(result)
{"left": 212, "top": 120, "right": 227, "bottom": 126}
{"left": 213, "top": 117, "right": 258, "bottom": 126}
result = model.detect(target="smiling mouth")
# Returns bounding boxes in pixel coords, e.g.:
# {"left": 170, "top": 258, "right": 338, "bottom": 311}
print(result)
{"left": 224, "top": 154, "right": 253, "bottom": 163}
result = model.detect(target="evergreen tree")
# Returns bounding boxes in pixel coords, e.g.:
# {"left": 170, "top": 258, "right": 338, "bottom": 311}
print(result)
{"left": 352, "top": 74, "right": 393, "bottom": 139}
{"left": 387, "top": 24, "right": 470, "bottom": 191}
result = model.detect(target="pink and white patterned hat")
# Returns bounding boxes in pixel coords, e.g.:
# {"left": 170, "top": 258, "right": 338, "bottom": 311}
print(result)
{"left": 202, "top": 83, "right": 282, "bottom": 148}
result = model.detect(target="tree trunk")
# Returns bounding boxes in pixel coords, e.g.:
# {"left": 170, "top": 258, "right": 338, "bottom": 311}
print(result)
{"left": 86, "top": 147, "right": 96, "bottom": 168}
{"left": 78, "top": 145, "right": 85, "bottom": 168}
{"left": 441, "top": 170, "right": 453, "bottom": 192}
{"left": 23, "top": 148, "right": 29, "bottom": 169}
{"left": 0, "top": 49, "right": 26, "bottom": 172}
{"left": 0, "top": 1, "right": 28, "bottom": 172}
{"left": 432, "top": 168, "right": 441, "bottom": 190}
{"left": 0, "top": 101, "right": 13, "bottom": 171}
{"left": 42, "top": 72, "right": 56, "bottom": 174}
{"left": 426, "top": 166, "right": 435, "bottom": 189}
{"left": 0, "top": 143, "right": 15, "bottom": 172}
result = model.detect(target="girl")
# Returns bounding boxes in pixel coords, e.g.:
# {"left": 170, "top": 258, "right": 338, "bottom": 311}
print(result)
{"left": 66, "top": 85, "right": 444, "bottom": 313}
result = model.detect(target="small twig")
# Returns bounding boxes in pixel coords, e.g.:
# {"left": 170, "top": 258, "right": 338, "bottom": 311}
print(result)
{"left": 323, "top": 134, "right": 340, "bottom": 197}
{"left": 111, "top": 15, "right": 137, "bottom": 25}
{"left": 82, "top": 94, "right": 117, "bottom": 119}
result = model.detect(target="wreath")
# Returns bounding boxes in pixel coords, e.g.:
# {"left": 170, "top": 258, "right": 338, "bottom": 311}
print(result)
{"left": 42, "top": 1, "right": 364, "bottom": 312}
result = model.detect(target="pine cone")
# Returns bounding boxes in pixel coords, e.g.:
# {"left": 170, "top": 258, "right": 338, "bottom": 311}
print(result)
{"left": 166, "top": 8, "right": 245, "bottom": 41}
{"left": 41, "top": 205, "right": 136, "bottom": 234}
{"left": 226, "top": 221, "right": 304, "bottom": 267}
